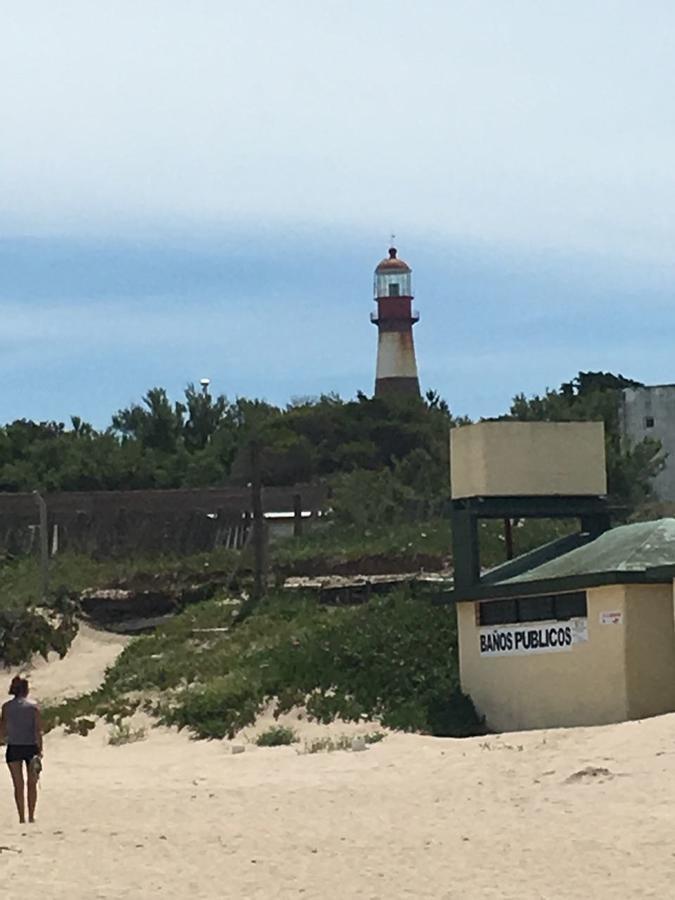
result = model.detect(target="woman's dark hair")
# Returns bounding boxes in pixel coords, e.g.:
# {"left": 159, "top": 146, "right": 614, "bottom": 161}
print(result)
{"left": 9, "top": 676, "right": 29, "bottom": 697}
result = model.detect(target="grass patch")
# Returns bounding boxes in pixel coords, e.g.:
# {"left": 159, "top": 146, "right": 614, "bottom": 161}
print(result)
{"left": 273, "top": 515, "right": 573, "bottom": 574}
{"left": 255, "top": 725, "right": 298, "bottom": 747}
{"left": 300, "top": 732, "right": 385, "bottom": 754}
{"left": 0, "top": 547, "right": 243, "bottom": 613}
{"left": 302, "top": 735, "right": 353, "bottom": 754}
{"left": 108, "top": 722, "right": 147, "bottom": 746}
{"left": 272, "top": 519, "right": 452, "bottom": 569}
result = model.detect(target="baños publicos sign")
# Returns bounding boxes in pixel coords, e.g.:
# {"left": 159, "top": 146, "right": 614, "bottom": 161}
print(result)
{"left": 479, "top": 618, "right": 588, "bottom": 657}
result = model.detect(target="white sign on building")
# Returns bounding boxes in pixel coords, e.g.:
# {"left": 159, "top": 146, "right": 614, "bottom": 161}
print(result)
{"left": 479, "top": 618, "right": 588, "bottom": 657}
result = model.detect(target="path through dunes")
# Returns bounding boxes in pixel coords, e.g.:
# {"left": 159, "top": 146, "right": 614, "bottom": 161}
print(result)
{"left": 2, "top": 628, "right": 675, "bottom": 898}
{"left": 6, "top": 623, "right": 130, "bottom": 703}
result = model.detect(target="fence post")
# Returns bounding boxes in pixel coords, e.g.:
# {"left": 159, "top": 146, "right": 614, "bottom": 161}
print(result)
{"left": 33, "top": 491, "right": 49, "bottom": 602}
{"left": 293, "top": 493, "right": 303, "bottom": 538}
{"left": 250, "top": 440, "right": 266, "bottom": 602}
{"left": 504, "top": 517, "right": 514, "bottom": 560}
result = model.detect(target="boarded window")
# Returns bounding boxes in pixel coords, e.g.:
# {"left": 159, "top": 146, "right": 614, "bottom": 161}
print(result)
{"left": 553, "top": 592, "right": 587, "bottom": 620}
{"left": 479, "top": 599, "right": 518, "bottom": 625}
{"left": 479, "top": 591, "right": 587, "bottom": 626}
{"left": 518, "top": 595, "right": 554, "bottom": 622}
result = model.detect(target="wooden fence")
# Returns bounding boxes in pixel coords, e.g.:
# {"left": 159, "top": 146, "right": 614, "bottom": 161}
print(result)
{"left": 0, "top": 485, "right": 327, "bottom": 557}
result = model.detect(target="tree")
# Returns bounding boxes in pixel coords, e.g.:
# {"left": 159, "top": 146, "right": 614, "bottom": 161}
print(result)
{"left": 182, "top": 383, "right": 234, "bottom": 452}
{"left": 112, "top": 388, "right": 185, "bottom": 454}
{"left": 509, "top": 371, "right": 664, "bottom": 506}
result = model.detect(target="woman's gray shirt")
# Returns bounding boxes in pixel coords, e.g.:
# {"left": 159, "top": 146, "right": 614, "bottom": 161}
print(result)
{"left": 3, "top": 697, "right": 38, "bottom": 745}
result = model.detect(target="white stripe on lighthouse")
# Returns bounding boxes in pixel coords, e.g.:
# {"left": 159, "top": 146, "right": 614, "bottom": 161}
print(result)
{"left": 376, "top": 331, "right": 419, "bottom": 380}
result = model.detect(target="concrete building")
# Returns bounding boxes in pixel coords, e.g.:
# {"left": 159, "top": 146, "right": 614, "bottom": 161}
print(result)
{"left": 620, "top": 385, "right": 675, "bottom": 501}
{"left": 456, "top": 520, "right": 675, "bottom": 731}
{"left": 371, "top": 247, "right": 420, "bottom": 398}
{"left": 448, "top": 420, "right": 675, "bottom": 732}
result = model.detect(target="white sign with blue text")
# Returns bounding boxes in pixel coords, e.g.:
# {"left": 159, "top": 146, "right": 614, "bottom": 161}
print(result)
{"left": 479, "top": 618, "right": 588, "bottom": 657}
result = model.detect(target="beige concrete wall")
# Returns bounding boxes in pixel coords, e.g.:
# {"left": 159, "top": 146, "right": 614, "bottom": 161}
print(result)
{"left": 624, "top": 584, "right": 675, "bottom": 719}
{"left": 457, "top": 586, "right": 629, "bottom": 731}
{"left": 450, "top": 421, "right": 607, "bottom": 498}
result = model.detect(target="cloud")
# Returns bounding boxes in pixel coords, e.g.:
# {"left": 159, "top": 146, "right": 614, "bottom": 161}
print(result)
{"left": 2, "top": 2, "right": 675, "bottom": 261}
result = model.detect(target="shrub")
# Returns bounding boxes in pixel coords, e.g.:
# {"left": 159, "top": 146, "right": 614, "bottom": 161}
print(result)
{"left": 47, "top": 588, "right": 483, "bottom": 741}
{"left": 64, "top": 717, "right": 96, "bottom": 737}
{"left": 255, "top": 725, "right": 298, "bottom": 747}
{"left": 0, "top": 599, "right": 78, "bottom": 667}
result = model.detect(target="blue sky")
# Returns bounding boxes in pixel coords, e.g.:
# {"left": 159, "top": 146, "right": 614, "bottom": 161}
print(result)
{"left": 2, "top": 2, "right": 675, "bottom": 426}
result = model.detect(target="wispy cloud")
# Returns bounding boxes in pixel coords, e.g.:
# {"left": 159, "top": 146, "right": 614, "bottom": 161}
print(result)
{"left": 2, "top": 2, "right": 675, "bottom": 261}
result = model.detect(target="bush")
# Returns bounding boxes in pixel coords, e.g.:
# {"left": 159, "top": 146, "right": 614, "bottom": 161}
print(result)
{"left": 255, "top": 725, "right": 298, "bottom": 747}
{"left": 0, "top": 597, "right": 78, "bottom": 667}
{"left": 47, "top": 588, "right": 484, "bottom": 741}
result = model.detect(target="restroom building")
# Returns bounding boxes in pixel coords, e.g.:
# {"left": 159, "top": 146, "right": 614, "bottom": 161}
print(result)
{"left": 455, "top": 519, "right": 675, "bottom": 731}
{"left": 448, "top": 420, "right": 675, "bottom": 732}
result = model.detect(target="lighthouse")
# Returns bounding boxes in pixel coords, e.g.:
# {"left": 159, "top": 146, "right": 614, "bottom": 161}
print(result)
{"left": 371, "top": 246, "right": 420, "bottom": 398}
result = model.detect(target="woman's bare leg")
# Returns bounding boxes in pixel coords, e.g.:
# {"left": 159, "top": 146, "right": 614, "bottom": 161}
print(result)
{"left": 7, "top": 761, "right": 25, "bottom": 824}
{"left": 26, "top": 764, "right": 38, "bottom": 823}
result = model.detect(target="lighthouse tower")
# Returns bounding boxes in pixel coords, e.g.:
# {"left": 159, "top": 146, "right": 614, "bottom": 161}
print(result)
{"left": 371, "top": 246, "right": 420, "bottom": 398}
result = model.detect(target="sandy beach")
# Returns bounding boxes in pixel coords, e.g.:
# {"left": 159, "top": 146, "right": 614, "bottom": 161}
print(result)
{"left": 2, "top": 627, "right": 675, "bottom": 899}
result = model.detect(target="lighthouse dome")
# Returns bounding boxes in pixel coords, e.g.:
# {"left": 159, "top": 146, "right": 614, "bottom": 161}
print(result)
{"left": 375, "top": 247, "right": 412, "bottom": 274}
{"left": 374, "top": 246, "right": 412, "bottom": 298}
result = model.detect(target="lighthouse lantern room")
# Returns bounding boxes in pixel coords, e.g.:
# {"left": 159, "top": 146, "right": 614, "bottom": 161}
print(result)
{"left": 372, "top": 246, "right": 421, "bottom": 398}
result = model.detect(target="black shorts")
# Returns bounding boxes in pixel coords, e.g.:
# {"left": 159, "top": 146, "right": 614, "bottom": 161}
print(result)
{"left": 5, "top": 744, "right": 39, "bottom": 765}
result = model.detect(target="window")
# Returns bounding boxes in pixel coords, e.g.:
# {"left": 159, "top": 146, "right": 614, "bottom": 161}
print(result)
{"left": 518, "top": 595, "right": 554, "bottom": 622}
{"left": 479, "top": 599, "right": 518, "bottom": 626}
{"left": 388, "top": 283, "right": 400, "bottom": 297}
{"left": 554, "top": 592, "right": 587, "bottom": 620}
{"left": 645, "top": 416, "right": 655, "bottom": 428}
{"left": 479, "top": 592, "right": 587, "bottom": 626}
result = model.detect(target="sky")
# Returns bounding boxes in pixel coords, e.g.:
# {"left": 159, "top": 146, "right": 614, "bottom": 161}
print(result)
{"left": 2, "top": 1, "right": 675, "bottom": 426}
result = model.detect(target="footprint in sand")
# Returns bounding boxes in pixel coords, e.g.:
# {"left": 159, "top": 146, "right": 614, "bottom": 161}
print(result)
{"left": 564, "top": 766, "right": 616, "bottom": 784}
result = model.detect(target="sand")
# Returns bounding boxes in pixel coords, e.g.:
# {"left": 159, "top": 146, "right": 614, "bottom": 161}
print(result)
{"left": 2, "top": 629, "right": 675, "bottom": 898}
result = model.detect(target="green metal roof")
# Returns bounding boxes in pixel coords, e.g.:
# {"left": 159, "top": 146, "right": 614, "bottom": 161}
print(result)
{"left": 504, "top": 518, "right": 675, "bottom": 584}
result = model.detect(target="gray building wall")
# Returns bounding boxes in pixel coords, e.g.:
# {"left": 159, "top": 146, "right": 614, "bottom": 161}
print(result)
{"left": 620, "top": 386, "right": 675, "bottom": 501}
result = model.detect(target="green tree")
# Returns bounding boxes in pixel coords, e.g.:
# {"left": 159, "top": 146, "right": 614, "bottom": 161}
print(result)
{"left": 509, "top": 371, "right": 664, "bottom": 506}
{"left": 112, "top": 388, "right": 185, "bottom": 453}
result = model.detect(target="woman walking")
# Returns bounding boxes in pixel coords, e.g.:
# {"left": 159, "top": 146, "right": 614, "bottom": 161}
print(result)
{"left": 0, "top": 676, "right": 43, "bottom": 824}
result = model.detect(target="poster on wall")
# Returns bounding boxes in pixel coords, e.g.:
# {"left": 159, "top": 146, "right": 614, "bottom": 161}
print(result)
{"left": 599, "top": 610, "right": 623, "bottom": 625}
{"left": 478, "top": 618, "right": 588, "bottom": 657}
